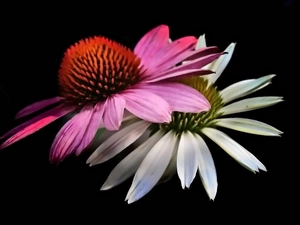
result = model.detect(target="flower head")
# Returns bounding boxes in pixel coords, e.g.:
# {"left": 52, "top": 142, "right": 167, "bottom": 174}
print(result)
{"left": 0, "top": 25, "right": 223, "bottom": 164}
{"left": 87, "top": 35, "right": 283, "bottom": 204}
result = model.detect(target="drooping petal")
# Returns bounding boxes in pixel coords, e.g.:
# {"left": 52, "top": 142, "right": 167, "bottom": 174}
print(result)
{"left": 153, "top": 47, "right": 220, "bottom": 76}
{"left": 202, "top": 127, "right": 266, "bottom": 172}
{"left": 144, "top": 36, "right": 197, "bottom": 72}
{"left": 87, "top": 120, "right": 151, "bottom": 166}
{"left": 219, "top": 96, "right": 283, "bottom": 116}
{"left": 15, "top": 97, "right": 61, "bottom": 119}
{"left": 122, "top": 89, "right": 172, "bottom": 123}
{"left": 75, "top": 102, "right": 105, "bottom": 155}
{"left": 214, "top": 118, "right": 283, "bottom": 136}
{"left": 126, "top": 131, "right": 178, "bottom": 204}
{"left": 179, "top": 34, "right": 208, "bottom": 64}
{"left": 0, "top": 105, "right": 75, "bottom": 149}
{"left": 101, "top": 131, "right": 164, "bottom": 190}
{"left": 102, "top": 95, "right": 126, "bottom": 131}
{"left": 159, "top": 143, "right": 178, "bottom": 184}
{"left": 177, "top": 131, "right": 199, "bottom": 189}
{"left": 220, "top": 74, "right": 276, "bottom": 104}
{"left": 194, "top": 133, "right": 218, "bottom": 200}
{"left": 202, "top": 43, "right": 236, "bottom": 85}
{"left": 50, "top": 104, "right": 103, "bottom": 164}
{"left": 134, "top": 25, "right": 169, "bottom": 67}
{"left": 133, "top": 82, "right": 210, "bottom": 113}
{"left": 183, "top": 47, "right": 221, "bottom": 62}
{"left": 144, "top": 52, "right": 224, "bottom": 83}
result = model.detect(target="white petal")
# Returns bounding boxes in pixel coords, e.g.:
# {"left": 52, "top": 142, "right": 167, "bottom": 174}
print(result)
{"left": 214, "top": 118, "right": 283, "bottom": 136}
{"left": 194, "top": 133, "right": 218, "bottom": 200}
{"left": 220, "top": 74, "right": 276, "bottom": 104}
{"left": 126, "top": 131, "right": 178, "bottom": 204}
{"left": 202, "top": 43, "right": 236, "bottom": 85}
{"left": 196, "top": 34, "right": 207, "bottom": 49}
{"left": 86, "top": 120, "right": 151, "bottom": 165}
{"left": 159, "top": 148, "right": 178, "bottom": 184}
{"left": 219, "top": 96, "right": 283, "bottom": 116}
{"left": 101, "top": 131, "right": 165, "bottom": 190}
{"left": 177, "top": 131, "right": 199, "bottom": 189}
{"left": 181, "top": 34, "right": 207, "bottom": 65}
{"left": 202, "top": 127, "right": 266, "bottom": 172}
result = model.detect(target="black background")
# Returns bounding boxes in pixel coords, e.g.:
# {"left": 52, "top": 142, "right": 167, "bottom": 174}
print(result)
{"left": 0, "top": 1, "right": 294, "bottom": 222}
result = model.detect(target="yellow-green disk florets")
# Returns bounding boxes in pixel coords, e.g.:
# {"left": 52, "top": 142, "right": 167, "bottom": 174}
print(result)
{"left": 151, "top": 77, "right": 224, "bottom": 134}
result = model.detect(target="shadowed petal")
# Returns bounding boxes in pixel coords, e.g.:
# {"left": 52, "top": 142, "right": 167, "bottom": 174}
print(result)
{"left": 202, "top": 43, "right": 236, "bottom": 85}
{"left": 122, "top": 89, "right": 172, "bottom": 123}
{"left": 87, "top": 120, "right": 151, "bottom": 165}
{"left": 102, "top": 95, "right": 126, "bottom": 130}
{"left": 101, "top": 131, "right": 164, "bottom": 190}
{"left": 15, "top": 97, "right": 62, "bottom": 119}
{"left": 134, "top": 82, "right": 210, "bottom": 113}
{"left": 0, "top": 105, "right": 75, "bottom": 149}
{"left": 126, "top": 131, "right": 177, "bottom": 204}
{"left": 194, "top": 133, "right": 218, "bottom": 200}
{"left": 177, "top": 131, "right": 199, "bottom": 189}
{"left": 144, "top": 52, "right": 224, "bottom": 82}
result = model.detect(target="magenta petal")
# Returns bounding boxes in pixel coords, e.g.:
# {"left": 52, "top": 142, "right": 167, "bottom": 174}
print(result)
{"left": 15, "top": 97, "right": 61, "bottom": 119}
{"left": 134, "top": 25, "right": 170, "bottom": 67}
{"left": 134, "top": 82, "right": 211, "bottom": 113}
{"left": 0, "top": 105, "right": 75, "bottom": 149}
{"left": 76, "top": 102, "right": 105, "bottom": 154}
{"left": 122, "top": 89, "right": 172, "bottom": 123}
{"left": 50, "top": 104, "right": 103, "bottom": 164}
{"left": 151, "top": 46, "right": 219, "bottom": 74}
{"left": 143, "top": 36, "right": 197, "bottom": 73}
{"left": 181, "top": 46, "right": 220, "bottom": 61}
{"left": 144, "top": 52, "right": 224, "bottom": 83}
{"left": 102, "top": 95, "right": 126, "bottom": 131}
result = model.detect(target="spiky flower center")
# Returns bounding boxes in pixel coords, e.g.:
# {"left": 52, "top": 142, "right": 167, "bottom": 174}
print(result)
{"left": 151, "top": 77, "right": 224, "bottom": 134}
{"left": 58, "top": 36, "right": 142, "bottom": 105}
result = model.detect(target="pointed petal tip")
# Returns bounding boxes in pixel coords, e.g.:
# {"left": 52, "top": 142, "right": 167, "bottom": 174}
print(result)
{"left": 127, "top": 198, "right": 135, "bottom": 204}
{"left": 100, "top": 185, "right": 111, "bottom": 191}
{"left": 49, "top": 158, "right": 62, "bottom": 166}
{"left": 0, "top": 139, "right": 15, "bottom": 149}
{"left": 260, "top": 165, "right": 267, "bottom": 172}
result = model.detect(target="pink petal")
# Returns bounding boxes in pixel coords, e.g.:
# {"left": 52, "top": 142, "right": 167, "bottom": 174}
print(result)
{"left": 102, "top": 95, "right": 126, "bottom": 131}
{"left": 75, "top": 102, "right": 105, "bottom": 154}
{"left": 0, "top": 105, "right": 75, "bottom": 149}
{"left": 152, "top": 46, "right": 220, "bottom": 74}
{"left": 134, "top": 82, "right": 211, "bottom": 113}
{"left": 15, "top": 97, "right": 62, "bottom": 119}
{"left": 144, "top": 52, "right": 224, "bottom": 83}
{"left": 143, "top": 36, "right": 197, "bottom": 74}
{"left": 50, "top": 103, "right": 104, "bottom": 164}
{"left": 121, "top": 89, "right": 172, "bottom": 123}
{"left": 134, "top": 25, "right": 170, "bottom": 67}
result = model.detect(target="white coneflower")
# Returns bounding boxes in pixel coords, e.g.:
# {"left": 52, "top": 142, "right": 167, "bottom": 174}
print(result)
{"left": 87, "top": 35, "right": 283, "bottom": 204}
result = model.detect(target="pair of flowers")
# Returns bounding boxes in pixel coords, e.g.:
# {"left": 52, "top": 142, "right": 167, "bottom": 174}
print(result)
{"left": 0, "top": 25, "right": 283, "bottom": 204}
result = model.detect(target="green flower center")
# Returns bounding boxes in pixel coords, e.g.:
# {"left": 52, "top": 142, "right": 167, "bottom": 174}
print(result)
{"left": 151, "top": 76, "right": 224, "bottom": 135}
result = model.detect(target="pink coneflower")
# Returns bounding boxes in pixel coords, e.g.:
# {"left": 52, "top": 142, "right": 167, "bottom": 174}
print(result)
{"left": 0, "top": 25, "right": 223, "bottom": 164}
